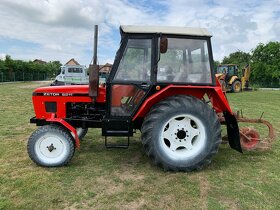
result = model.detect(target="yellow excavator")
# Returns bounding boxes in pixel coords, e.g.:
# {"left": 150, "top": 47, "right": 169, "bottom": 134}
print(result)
{"left": 216, "top": 64, "right": 251, "bottom": 93}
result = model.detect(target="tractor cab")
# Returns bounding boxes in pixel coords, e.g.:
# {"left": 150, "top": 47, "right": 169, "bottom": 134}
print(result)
{"left": 88, "top": 26, "right": 216, "bottom": 137}
{"left": 91, "top": 26, "right": 215, "bottom": 115}
{"left": 216, "top": 64, "right": 238, "bottom": 80}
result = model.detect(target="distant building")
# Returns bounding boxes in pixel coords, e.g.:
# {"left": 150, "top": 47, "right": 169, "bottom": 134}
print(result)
{"left": 33, "top": 59, "right": 47, "bottom": 64}
{"left": 99, "top": 63, "right": 112, "bottom": 74}
{"left": 65, "top": 58, "right": 80, "bottom": 66}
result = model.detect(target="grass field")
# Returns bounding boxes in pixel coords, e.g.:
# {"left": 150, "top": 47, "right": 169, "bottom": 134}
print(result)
{"left": 0, "top": 82, "right": 279, "bottom": 210}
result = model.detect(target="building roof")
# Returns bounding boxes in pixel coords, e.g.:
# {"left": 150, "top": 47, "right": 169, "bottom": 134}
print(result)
{"left": 99, "top": 63, "right": 112, "bottom": 73}
{"left": 33, "top": 59, "right": 47, "bottom": 64}
{"left": 65, "top": 58, "right": 80, "bottom": 65}
{"left": 120, "top": 25, "right": 212, "bottom": 37}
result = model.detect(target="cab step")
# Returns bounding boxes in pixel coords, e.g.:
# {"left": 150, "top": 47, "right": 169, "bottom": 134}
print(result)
{"left": 105, "top": 136, "right": 130, "bottom": 149}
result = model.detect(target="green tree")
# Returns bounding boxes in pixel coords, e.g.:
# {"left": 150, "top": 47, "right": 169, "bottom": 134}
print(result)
{"left": 222, "top": 50, "right": 251, "bottom": 69}
{"left": 251, "top": 42, "right": 280, "bottom": 87}
{"left": 48, "top": 61, "right": 62, "bottom": 77}
{"left": 213, "top": 60, "right": 220, "bottom": 72}
{"left": 0, "top": 59, "right": 8, "bottom": 72}
{"left": 0, "top": 55, "right": 63, "bottom": 81}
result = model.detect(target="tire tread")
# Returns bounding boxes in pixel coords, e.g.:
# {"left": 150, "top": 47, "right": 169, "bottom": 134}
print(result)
{"left": 141, "top": 95, "right": 221, "bottom": 172}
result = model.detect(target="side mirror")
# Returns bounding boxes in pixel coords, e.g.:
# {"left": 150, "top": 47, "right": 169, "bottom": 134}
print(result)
{"left": 160, "top": 36, "right": 168, "bottom": 54}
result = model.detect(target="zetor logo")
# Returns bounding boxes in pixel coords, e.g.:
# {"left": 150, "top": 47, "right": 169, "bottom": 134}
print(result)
{"left": 43, "top": 92, "right": 73, "bottom": 96}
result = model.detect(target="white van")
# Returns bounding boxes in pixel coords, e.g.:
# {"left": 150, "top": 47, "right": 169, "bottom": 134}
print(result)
{"left": 52, "top": 65, "right": 89, "bottom": 85}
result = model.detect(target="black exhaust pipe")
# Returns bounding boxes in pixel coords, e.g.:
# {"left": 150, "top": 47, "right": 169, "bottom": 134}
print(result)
{"left": 89, "top": 25, "right": 99, "bottom": 98}
{"left": 93, "top": 25, "right": 98, "bottom": 65}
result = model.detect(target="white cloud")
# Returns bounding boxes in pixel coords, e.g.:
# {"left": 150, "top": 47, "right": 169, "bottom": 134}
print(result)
{"left": 0, "top": 54, "right": 6, "bottom": 60}
{"left": 0, "top": 0, "right": 279, "bottom": 65}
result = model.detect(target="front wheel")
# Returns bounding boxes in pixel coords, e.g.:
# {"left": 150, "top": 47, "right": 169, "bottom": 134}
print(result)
{"left": 141, "top": 95, "right": 221, "bottom": 171}
{"left": 27, "top": 125, "right": 75, "bottom": 167}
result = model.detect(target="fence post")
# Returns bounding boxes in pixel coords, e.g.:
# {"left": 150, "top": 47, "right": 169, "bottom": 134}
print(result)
{"left": 23, "top": 72, "right": 24, "bottom": 81}
{"left": 1, "top": 72, "right": 3, "bottom": 83}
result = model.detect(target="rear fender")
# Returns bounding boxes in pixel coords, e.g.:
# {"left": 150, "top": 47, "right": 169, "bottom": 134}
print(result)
{"left": 133, "top": 84, "right": 233, "bottom": 121}
{"left": 133, "top": 84, "right": 242, "bottom": 153}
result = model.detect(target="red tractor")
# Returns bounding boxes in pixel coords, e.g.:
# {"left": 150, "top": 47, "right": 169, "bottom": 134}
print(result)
{"left": 28, "top": 25, "right": 275, "bottom": 171}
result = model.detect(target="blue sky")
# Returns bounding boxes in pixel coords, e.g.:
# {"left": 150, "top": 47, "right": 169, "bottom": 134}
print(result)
{"left": 0, "top": 0, "right": 279, "bottom": 66}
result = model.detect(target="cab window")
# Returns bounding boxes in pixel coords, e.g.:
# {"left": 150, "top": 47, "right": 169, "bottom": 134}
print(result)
{"left": 157, "top": 38, "right": 212, "bottom": 84}
{"left": 114, "top": 39, "right": 152, "bottom": 82}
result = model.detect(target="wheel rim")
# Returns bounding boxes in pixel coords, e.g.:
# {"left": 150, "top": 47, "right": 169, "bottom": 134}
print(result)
{"left": 234, "top": 82, "right": 241, "bottom": 92}
{"left": 35, "top": 134, "right": 67, "bottom": 164}
{"left": 159, "top": 114, "right": 206, "bottom": 160}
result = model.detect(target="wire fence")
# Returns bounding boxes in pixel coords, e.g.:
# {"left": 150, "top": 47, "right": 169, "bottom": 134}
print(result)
{"left": 0, "top": 71, "right": 279, "bottom": 88}
{"left": 252, "top": 79, "right": 280, "bottom": 88}
{"left": 0, "top": 72, "right": 53, "bottom": 83}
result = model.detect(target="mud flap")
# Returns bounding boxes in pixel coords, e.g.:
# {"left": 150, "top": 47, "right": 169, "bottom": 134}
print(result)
{"left": 223, "top": 112, "right": 242, "bottom": 153}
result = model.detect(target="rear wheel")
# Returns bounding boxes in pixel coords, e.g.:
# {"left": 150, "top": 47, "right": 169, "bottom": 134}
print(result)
{"left": 27, "top": 125, "right": 75, "bottom": 167}
{"left": 141, "top": 95, "right": 221, "bottom": 171}
{"left": 232, "top": 80, "right": 241, "bottom": 93}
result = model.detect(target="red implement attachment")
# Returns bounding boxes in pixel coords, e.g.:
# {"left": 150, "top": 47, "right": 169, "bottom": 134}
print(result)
{"left": 219, "top": 112, "right": 276, "bottom": 151}
{"left": 239, "top": 127, "right": 260, "bottom": 150}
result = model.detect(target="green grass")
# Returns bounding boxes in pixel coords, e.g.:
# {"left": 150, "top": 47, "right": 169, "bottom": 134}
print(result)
{"left": 0, "top": 82, "right": 279, "bottom": 209}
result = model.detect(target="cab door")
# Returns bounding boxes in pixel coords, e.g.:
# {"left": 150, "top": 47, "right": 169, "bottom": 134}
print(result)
{"left": 103, "top": 37, "right": 153, "bottom": 136}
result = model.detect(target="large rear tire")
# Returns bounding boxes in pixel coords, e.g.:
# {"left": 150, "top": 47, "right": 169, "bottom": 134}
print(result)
{"left": 141, "top": 95, "right": 221, "bottom": 171}
{"left": 27, "top": 125, "right": 75, "bottom": 167}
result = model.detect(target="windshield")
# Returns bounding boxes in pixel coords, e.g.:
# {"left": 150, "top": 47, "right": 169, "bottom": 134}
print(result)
{"left": 217, "top": 66, "right": 227, "bottom": 74}
{"left": 68, "top": 67, "right": 83, "bottom": 73}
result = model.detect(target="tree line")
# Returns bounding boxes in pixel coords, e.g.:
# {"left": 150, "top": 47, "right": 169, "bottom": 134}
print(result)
{"left": 215, "top": 41, "right": 280, "bottom": 88}
{"left": 0, "top": 55, "right": 62, "bottom": 81}
{"left": 1, "top": 41, "right": 279, "bottom": 87}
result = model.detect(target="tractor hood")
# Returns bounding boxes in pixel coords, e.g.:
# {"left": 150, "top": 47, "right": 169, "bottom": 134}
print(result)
{"left": 32, "top": 85, "right": 106, "bottom": 119}
{"left": 33, "top": 85, "right": 91, "bottom": 97}
{"left": 33, "top": 85, "right": 106, "bottom": 103}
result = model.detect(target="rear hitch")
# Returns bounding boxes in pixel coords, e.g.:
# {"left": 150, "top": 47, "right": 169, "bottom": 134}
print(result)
{"left": 219, "top": 111, "right": 276, "bottom": 151}
{"left": 235, "top": 112, "right": 276, "bottom": 151}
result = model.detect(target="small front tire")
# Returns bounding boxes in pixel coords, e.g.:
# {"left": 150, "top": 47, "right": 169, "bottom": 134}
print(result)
{"left": 27, "top": 125, "right": 75, "bottom": 167}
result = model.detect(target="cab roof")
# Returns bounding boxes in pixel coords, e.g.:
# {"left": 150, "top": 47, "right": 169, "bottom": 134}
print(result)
{"left": 120, "top": 25, "right": 212, "bottom": 37}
